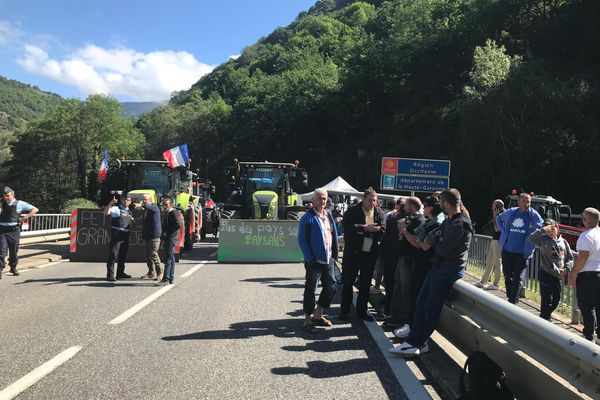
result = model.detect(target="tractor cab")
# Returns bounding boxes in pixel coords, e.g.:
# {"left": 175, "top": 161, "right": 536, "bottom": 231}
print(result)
{"left": 223, "top": 161, "right": 308, "bottom": 220}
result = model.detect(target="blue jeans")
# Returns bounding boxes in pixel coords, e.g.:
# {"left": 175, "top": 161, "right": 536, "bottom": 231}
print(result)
{"left": 406, "top": 264, "right": 464, "bottom": 347}
{"left": 163, "top": 236, "right": 177, "bottom": 281}
{"left": 502, "top": 250, "right": 528, "bottom": 304}
{"left": 303, "top": 259, "right": 337, "bottom": 315}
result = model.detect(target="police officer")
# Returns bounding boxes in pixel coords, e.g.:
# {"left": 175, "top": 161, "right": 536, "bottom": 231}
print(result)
{"left": 104, "top": 191, "right": 133, "bottom": 282}
{"left": 0, "top": 186, "right": 38, "bottom": 278}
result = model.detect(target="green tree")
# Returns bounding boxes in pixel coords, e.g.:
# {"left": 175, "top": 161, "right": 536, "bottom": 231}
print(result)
{"left": 7, "top": 95, "right": 145, "bottom": 211}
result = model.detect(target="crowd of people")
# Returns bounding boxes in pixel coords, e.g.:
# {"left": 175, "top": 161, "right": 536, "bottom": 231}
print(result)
{"left": 298, "top": 187, "right": 600, "bottom": 358}
{"left": 103, "top": 192, "right": 183, "bottom": 284}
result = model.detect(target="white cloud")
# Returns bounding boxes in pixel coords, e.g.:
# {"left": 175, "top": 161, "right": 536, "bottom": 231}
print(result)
{"left": 0, "top": 20, "right": 22, "bottom": 47}
{"left": 17, "top": 43, "right": 214, "bottom": 101}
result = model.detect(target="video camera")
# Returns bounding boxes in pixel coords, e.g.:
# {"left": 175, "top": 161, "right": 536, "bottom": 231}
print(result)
{"left": 110, "top": 190, "right": 123, "bottom": 201}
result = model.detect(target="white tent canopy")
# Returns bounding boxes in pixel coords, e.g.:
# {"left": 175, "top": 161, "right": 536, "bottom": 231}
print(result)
{"left": 300, "top": 176, "right": 361, "bottom": 201}
{"left": 300, "top": 176, "right": 401, "bottom": 203}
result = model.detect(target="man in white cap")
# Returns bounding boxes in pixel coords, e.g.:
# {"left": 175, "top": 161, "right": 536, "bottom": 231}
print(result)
{"left": 0, "top": 186, "right": 38, "bottom": 278}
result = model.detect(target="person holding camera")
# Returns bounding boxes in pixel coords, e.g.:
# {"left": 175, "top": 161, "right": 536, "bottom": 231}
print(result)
{"left": 389, "top": 188, "right": 473, "bottom": 357}
{"left": 0, "top": 186, "right": 38, "bottom": 278}
{"left": 475, "top": 199, "right": 505, "bottom": 290}
{"left": 384, "top": 197, "right": 425, "bottom": 328}
{"left": 104, "top": 192, "right": 133, "bottom": 282}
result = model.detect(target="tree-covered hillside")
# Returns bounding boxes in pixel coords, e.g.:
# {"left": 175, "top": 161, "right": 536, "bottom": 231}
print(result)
{"left": 121, "top": 101, "right": 163, "bottom": 119}
{"left": 0, "top": 75, "right": 63, "bottom": 165}
{"left": 137, "top": 0, "right": 599, "bottom": 225}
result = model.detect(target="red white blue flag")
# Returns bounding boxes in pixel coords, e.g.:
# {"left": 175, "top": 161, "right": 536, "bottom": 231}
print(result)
{"left": 97, "top": 150, "right": 109, "bottom": 182}
{"left": 162, "top": 144, "right": 190, "bottom": 168}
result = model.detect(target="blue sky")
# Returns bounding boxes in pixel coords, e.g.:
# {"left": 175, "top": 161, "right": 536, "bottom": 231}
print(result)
{"left": 0, "top": 0, "right": 317, "bottom": 101}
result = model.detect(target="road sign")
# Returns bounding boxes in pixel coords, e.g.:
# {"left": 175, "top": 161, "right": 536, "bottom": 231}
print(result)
{"left": 380, "top": 175, "right": 396, "bottom": 190}
{"left": 395, "top": 176, "right": 449, "bottom": 192}
{"left": 381, "top": 158, "right": 399, "bottom": 174}
{"left": 380, "top": 157, "right": 451, "bottom": 193}
{"left": 397, "top": 158, "right": 450, "bottom": 177}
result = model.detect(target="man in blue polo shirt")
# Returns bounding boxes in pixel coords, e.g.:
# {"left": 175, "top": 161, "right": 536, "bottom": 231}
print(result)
{"left": 496, "top": 193, "right": 543, "bottom": 304}
{"left": 0, "top": 186, "right": 38, "bottom": 278}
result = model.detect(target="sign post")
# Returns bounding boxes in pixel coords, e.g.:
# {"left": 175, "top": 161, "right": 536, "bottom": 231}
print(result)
{"left": 380, "top": 157, "right": 451, "bottom": 194}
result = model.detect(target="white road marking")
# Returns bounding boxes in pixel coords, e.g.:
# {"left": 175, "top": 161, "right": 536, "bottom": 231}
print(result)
{"left": 109, "top": 285, "right": 174, "bottom": 325}
{"left": 209, "top": 250, "right": 218, "bottom": 257}
{"left": 180, "top": 262, "right": 206, "bottom": 278}
{"left": 18, "top": 261, "right": 62, "bottom": 273}
{"left": 352, "top": 292, "right": 431, "bottom": 400}
{"left": 0, "top": 346, "right": 82, "bottom": 400}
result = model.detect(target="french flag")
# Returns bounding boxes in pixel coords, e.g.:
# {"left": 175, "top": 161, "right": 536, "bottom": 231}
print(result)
{"left": 163, "top": 144, "right": 190, "bottom": 168}
{"left": 97, "top": 150, "right": 109, "bottom": 182}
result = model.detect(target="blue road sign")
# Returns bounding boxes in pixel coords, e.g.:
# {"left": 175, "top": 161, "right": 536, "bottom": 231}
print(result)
{"left": 397, "top": 158, "right": 450, "bottom": 177}
{"left": 380, "top": 175, "right": 396, "bottom": 190}
{"left": 395, "top": 176, "right": 449, "bottom": 192}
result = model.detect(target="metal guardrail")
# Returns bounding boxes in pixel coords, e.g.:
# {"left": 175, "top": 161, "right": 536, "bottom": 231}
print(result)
{"left": 25, "top": 214, "right": 71, "bottom": 231}
{"left": 440, "top": 280, "right": 599, "bottom": 399}
{"left": 20, "top": 214, "right": 71, "bottom": 239}
{"left": 468, "top": 233, "right": 580, "bottom": 323}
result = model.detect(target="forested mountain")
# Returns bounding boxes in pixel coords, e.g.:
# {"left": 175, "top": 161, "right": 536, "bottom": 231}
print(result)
{"left": 121, "top": 101, "right": 163, "bottom": 119}
{"left": 137, "top": 0, "right": 600, "bottom": 225}
{"left": 0, "top": 75, "right": 63, "bottom": 165}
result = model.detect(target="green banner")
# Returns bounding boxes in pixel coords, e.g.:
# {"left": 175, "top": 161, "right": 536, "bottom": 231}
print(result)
{"left": 218, "top": 219, "right": 303, "bottom": 263}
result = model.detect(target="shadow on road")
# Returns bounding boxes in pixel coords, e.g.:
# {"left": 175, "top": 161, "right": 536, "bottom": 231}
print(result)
{"left": 281, "top": 338, "right": 361, "bottom": 353}
{"left": 16, "top": 276, "right": 158, "bottom": 288}
{"left": 271, "top": 358, "right": 375, "bottom": 378}
{"left": 239, "top": 276, "right": 306, "bottom": 289}
{"left": 162, "top": 318, "right": 355, "bottom": 341}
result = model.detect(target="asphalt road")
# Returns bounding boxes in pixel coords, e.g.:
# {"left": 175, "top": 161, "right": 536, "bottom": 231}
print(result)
{"left": 0, "top": 240, "right": 414, "bottom": 399}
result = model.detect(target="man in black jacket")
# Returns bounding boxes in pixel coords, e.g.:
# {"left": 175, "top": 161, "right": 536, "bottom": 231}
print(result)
{"left": 339, "top": 187, "right": 385, "bottom": 321}
{"left": 159, "top": 197, "right": 183, "bottom": 285}
{"left": 138, "top": 194, "right": 163, "bottom": 281}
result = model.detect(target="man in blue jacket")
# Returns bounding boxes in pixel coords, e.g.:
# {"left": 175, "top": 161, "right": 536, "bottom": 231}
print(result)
{"left": 298, "top": 188, "right": 339, "bottom": 333}
{"left": 496, "top": 193, "right": 543, "bottom": 304}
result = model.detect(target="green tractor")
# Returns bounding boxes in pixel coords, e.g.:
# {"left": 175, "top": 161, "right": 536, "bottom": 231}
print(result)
{"left": 221, "top": 161, "right": 308, "bottom": 221}
{"left": 106, "top": 159, "right": 202, "bottom": 250}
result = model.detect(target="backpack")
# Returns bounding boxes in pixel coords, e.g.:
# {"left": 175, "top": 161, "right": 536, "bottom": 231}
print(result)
{"left": 458, "top": 351, "right": 514, "bottom": 400}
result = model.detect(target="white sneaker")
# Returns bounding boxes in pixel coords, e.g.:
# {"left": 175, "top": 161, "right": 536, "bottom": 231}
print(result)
{"left": 389, "top": 341, "right": 429, "bottom": 357}
{"left": 393, "top": 324, "right": 411, "bottom": 339}
{"left": 485, "top": 283, "right": 500, "bottom": 290}
{"left": 474, "top": 281, "right": 485, "bottom": 288}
